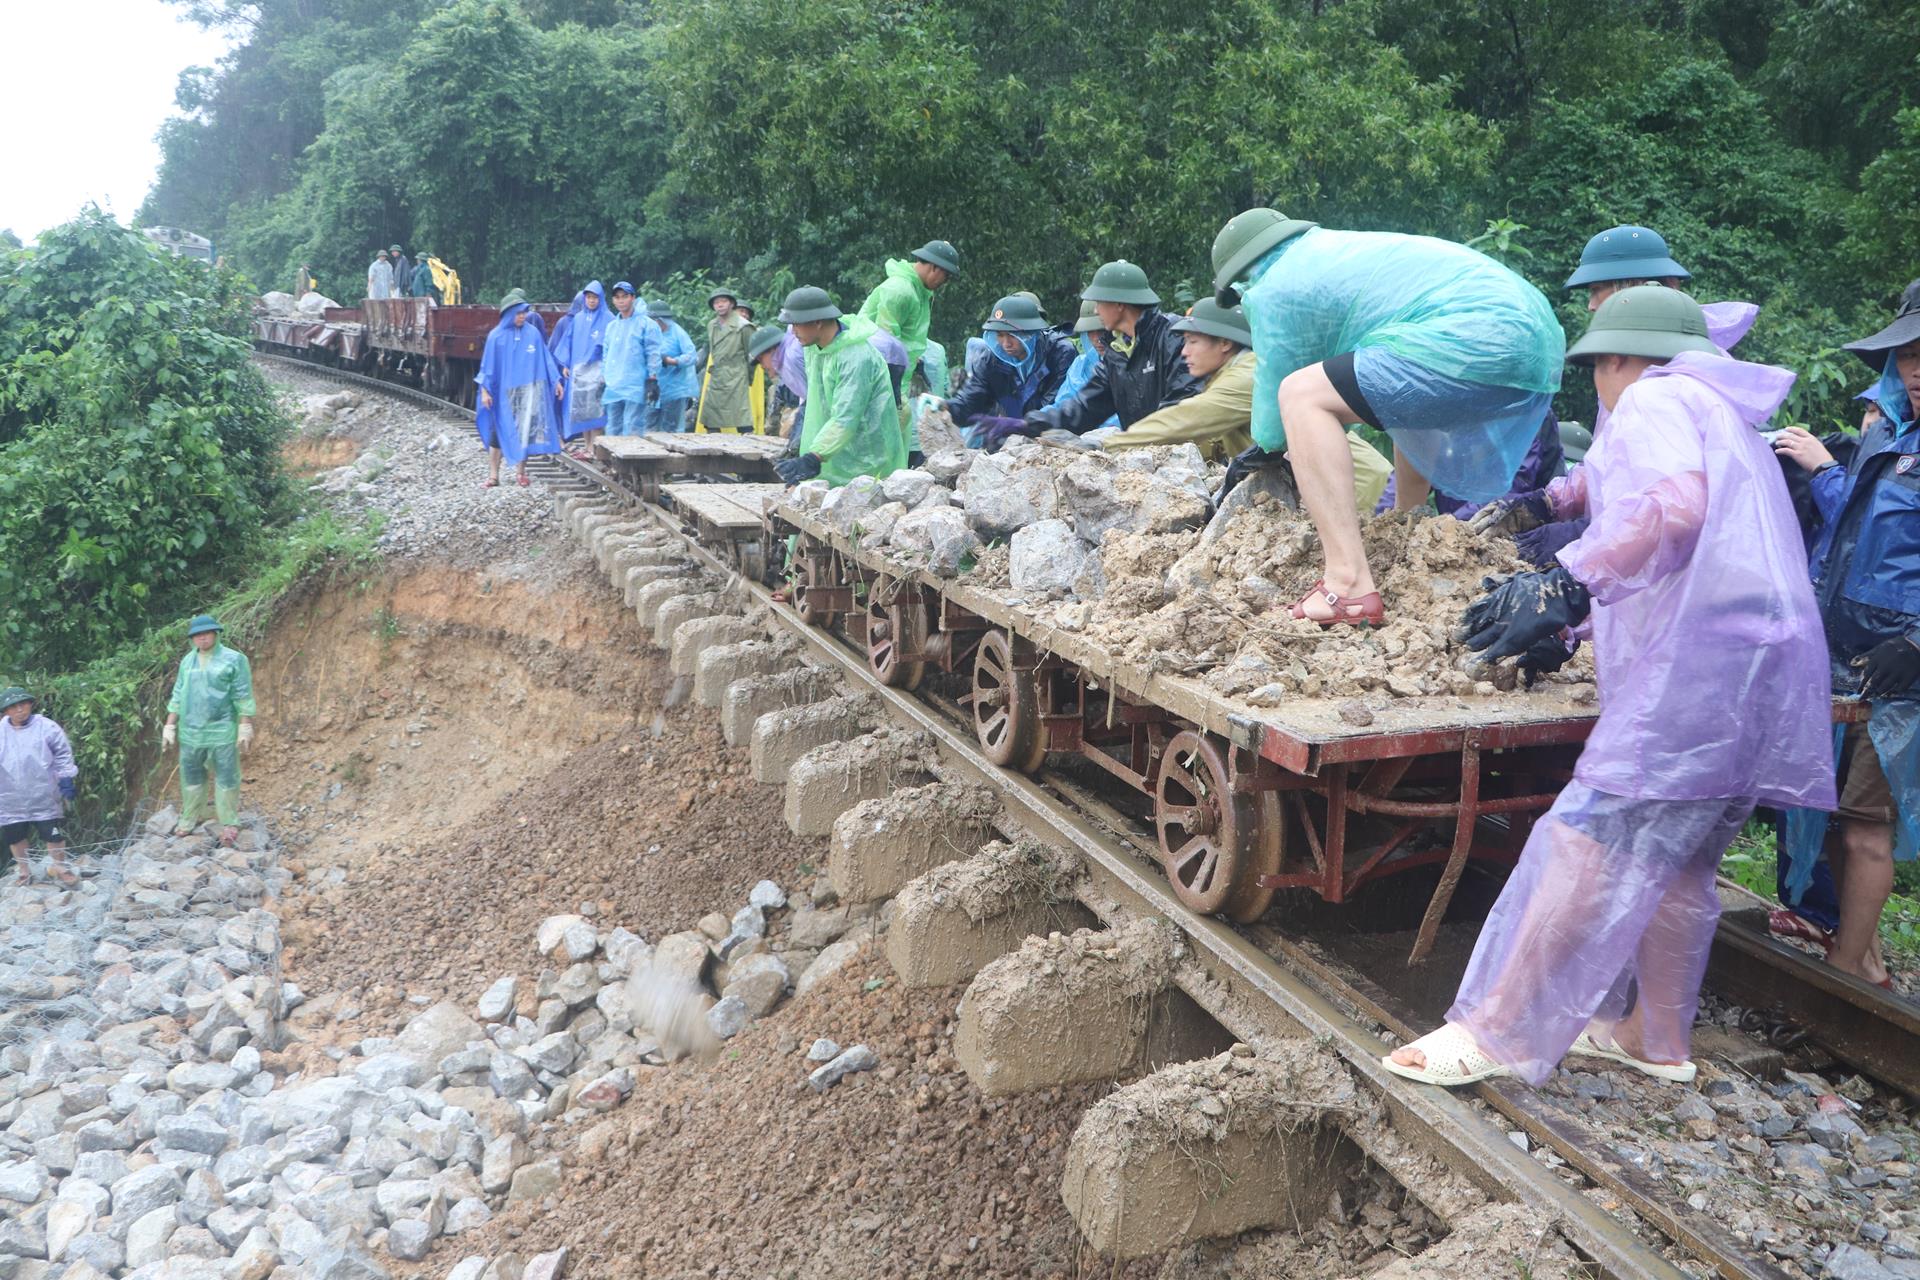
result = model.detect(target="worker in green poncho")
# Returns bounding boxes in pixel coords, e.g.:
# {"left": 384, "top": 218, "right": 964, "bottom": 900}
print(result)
{"left": 857, "top": 240, "right": 958, "bottom": 460}
{"left": 161, "top": 614, "right": 256, "bottom": 846}
{"left": 772, "top": 287, "right": 904, "bottom": 488}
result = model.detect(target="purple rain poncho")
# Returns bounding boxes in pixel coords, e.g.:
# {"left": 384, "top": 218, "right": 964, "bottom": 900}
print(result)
{"left": 1555, "top": 352, "right": 1834, "bottom": 808}
{"left": 0, "top": 713, "right": 76, "bottom": 825}
{"left": 474, "top": 303, "right": 564, "bottom": 466}
{"left": 550, "top": 281, "right": 610, "bottom": 440}
{"left": 1446, "top": 351, "right": 1836, "bottom": 1084}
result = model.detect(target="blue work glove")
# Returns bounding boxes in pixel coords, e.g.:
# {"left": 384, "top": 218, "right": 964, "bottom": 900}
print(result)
{"left": 1459, "top": 567, "right": 1592, "bottom": 662}
{"left": 775, "top": 454, "right": 823, "bottom": 486}
{"left": 1466, "top": 489, "right": 1554, "bottom": 538}
{"left": 58, "top": 777, "right": 76, "bottom": 800}
{"left": 976, "top": 416, "right": 1040, "bottom": 453}
{"left": 1859, "top": 636, "right": 1920, "bottom": 699}
{"left": 1513, "top": 518, "right": 1588, "bottom": 568}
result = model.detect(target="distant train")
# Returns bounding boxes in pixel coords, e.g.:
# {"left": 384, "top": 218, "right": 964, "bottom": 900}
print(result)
{"left": 252, "top": 297, "right": 568, "bottom": 408}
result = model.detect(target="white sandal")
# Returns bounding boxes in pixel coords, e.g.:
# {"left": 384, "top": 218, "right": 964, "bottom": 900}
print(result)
{"left": 1382, "top": 1023, "right": 1512, "bottom": 1086}
{"left": 1569, "top": 1031, "right": 1696, "bottom": 1084}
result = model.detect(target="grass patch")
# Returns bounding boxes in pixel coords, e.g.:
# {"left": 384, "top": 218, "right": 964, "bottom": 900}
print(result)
{"left": 1722, "top": 818, "right": 1920, "bottom": 969}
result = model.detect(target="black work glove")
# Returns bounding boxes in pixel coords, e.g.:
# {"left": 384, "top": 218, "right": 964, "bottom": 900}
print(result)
{"left": 775, "top": 454, "right": 823, "bottom": 486}
{"left": 646, "top": 378, "right": 660, "bottom": 406}
{"left": 1513, "top": 518, "right": 1587, "bottom": 568}
{"left": 1859, "top": 636, "right": 1920, "bottom": 699}
{"left": 1466, "top": 489, "right": 1554, "bottom": 538}
{"left": 1459, "top": 567, "right": 1592, "bottom": 662}
{"left": 976, "top": 416, "right": 1039, "bottom": 453}
{"left": 1518, "top": 631, "right": 1577, "bottom": 688}
{"left": 906, "top": 449, "right": 926, "bottom": 469}
{"left": 1214, "top": 445, "right": 1292, "bottom": 509}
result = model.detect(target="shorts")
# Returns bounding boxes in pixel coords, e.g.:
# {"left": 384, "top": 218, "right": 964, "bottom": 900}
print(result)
{"left": 1838, "top": 722, "right": 1897, "bottom": 824}
{"left": 1322, "top": 351, "right": 1383, "bottom": 430}
{"left": 2, "top": 819, "right": 66, "bottom": 847}
{"left": 1346, "top": 346, "right": 1552, "bottom": 505}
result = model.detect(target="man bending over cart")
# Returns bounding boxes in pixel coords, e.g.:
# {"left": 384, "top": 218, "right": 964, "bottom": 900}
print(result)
{"left": 1385, "top": 286, "right": 1834, "bottom": 1087}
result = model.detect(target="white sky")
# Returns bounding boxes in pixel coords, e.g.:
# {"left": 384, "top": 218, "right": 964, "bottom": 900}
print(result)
{"left": 1, "top": 0, "right": 233, "bottom": 241}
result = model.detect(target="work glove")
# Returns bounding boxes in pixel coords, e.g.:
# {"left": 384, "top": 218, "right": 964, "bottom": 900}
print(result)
{"left": 1518, "top": 631, "right": 1577, "bottom": 688}
{"left": 238, "top": 723, "right": 254, "bottom": 749}
{"left": 775, "top": 454, "right": 823, "bottom": 486}
{"left": 57, "top": 777, "right": 76, "bottom": 801}
{"left": 974, "top": 417, "right": 1039, "bottom": 453}
{"left": 1513, "top": 518, "right": 1587, "bottom": 569}
{"left": 1215, "top": 445, "right": 1291, "bottom": 508}
{"left": 162, "top": 723, "right": 176, "bottom": 749}
{"left": 1466, "top": 490, "right": 1554, "bottom": 538}
{"left": 906, "top": 450, "right": 926, "bottom": 469}
{"left": 1859, "top": 636, "right": 1920, "bottom": 699}
{"left": 1458, "top": 567, "right": 1592, "bottom": 662}
{"left": 646, "top": 378, "right": 660, "bottom": 406}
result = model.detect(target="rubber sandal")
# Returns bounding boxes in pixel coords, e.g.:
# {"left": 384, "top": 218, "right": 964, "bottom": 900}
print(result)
{"left": 1569, "top": 1031, "right": 1696, "bottom": 1083}
{"left": 1381, "top": 1024, "right": 1512, "bottom": 1087}
{"left": 1768, "top": 909, "right": 1834, "bottom": 955}
{"left": 219, "top": 828, "right": 238, "bottom": 848}
{"left": 481, "top": 478, "right": 499, "bottom": 489}
{"left": 14, "top": 865, "right": 30, "bottom": 886}
{"left": 1291, "top": 581, "right": 1386, "bottom": 628}
{"left": 173, "top": 826, "right": 195, "bottom": 838}
{"left": 516, "top": 472, "right": 531, "bottom": 487}
{"left": 48, "top": 865, "right": 77, "bottom": 887}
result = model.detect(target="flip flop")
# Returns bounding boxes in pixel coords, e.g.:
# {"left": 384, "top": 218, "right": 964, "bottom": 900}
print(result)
{"left": 172, "top": 825, "right": 195, "bottom": 838}
{"left": 48, "top": 865, "right": 77, "bottom": 887}
{"left": 1291, "top": 581, "right": 1387, "bottom": 628}
{"left": 1381, "top": 1023, "right": 1512, "bottom": 1087}
{"left": 516, "top": 472, "right": 531, "bottom": 487}
{"left": 481, "top": 478, "right": 499, "bottom": 489}
{"left": 1768, "top": 909, "right": 1834, "bottom": 955}
{"left": 1569, "top": 1031, "right": 1697, "bottom": 1083}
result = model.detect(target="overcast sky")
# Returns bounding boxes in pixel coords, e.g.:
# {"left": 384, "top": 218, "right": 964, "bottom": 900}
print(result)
{"left": 2, "top": 0, "right": 232, "bottom": 241}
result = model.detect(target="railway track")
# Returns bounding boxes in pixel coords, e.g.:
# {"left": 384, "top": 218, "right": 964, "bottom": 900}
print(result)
{"left": 263, "top": 352, "right": 1920, "bottom": 1280}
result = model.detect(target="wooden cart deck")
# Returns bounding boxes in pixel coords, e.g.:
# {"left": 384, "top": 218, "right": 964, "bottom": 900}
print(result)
{"left": 596, "top": 434, "right": 787, "bottom": 497}
{"left": 664, "top": 483, "right": 784, "bottom": 577}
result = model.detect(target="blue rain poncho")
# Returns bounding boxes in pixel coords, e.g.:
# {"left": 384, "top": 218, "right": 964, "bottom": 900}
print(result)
{"left": 654, "top": 319, "right": 699, "bottom": 402}
{"left": 800, "top": 318, "right": 906, "bottom": 487}
{"left": 550, "top": 282, "right": 611, "bottom": 439}
{"left": 1240, "top": 229, "right": 1565, "bottom": 502}
{"left": 602, "top": 289, "right": 662, "bottom": 410}
{"left": 921, "top": 340, "right": 950, "bottom": 399}
{"left": 1052, "top": 339, "right": 1120, "bottom": 430}
{"left": 474, "top": 302, "right": 564, "bottom": 465}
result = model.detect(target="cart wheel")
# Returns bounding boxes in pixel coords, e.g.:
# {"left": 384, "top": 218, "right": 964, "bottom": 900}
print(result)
{"left": 1155, "top": 731, "right": 1265, "bottom": 919}
{"left": 866, "top": 580, "right": 928, "bottom": 690}
{"left": 792, "top": 559, "right": 826, "bottom": 628}
{"left": 972, "top": 630, "right": 1045, "bottom": 773}
{"left": 1221, "top": 792, "right": 1283, "bottom": 924}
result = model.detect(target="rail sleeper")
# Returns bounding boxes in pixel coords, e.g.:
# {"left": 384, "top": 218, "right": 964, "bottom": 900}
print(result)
{"left": 782, "top": 727, "right": 937, "bottom": 838}
{"left": 695, "top": 638, "right": 796, "bottom": 711}
{"left": 827, "top": 782, "right": 1003, "bottom": 905}
{"left": 721, "top": 668, "right": 843, "bottom": 748}
{"left": 749, "top": 693, "right": 875, "bottom": 785}
{"left": 885, "top": 838, "right": 1095, "bottom": 989}
{"left": 669, "top": 615, "right": 761, "bottom": 678}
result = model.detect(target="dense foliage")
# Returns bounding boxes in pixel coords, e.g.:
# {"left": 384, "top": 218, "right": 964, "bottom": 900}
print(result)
{"left": 137, "top": 0, "right": 1918, "bottom": 428}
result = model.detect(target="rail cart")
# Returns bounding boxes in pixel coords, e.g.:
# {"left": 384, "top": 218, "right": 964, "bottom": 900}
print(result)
{"left": 661, "top": 482, "right": 785, "bottom": 581}
{"left": 594, "top": 434, "right": 788, "bottom": 501}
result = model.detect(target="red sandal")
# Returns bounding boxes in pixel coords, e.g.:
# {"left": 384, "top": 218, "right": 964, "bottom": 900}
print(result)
{"left": 1290, "top": 581, "right": 1386, "bottom": 628}
{"left": 1767, "top": 908, "right": 1834, "bottom": 955}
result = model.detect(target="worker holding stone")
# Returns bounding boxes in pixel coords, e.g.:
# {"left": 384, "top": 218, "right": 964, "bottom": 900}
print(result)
{"left": 1385, "top": 287, "right": 1834, "bottom": 1087}
{"left": 1213, "top": 208, "right": 1564, "bottom": 625}
{"left": 944, "top": 294, "right": 1077, "bottom": 442}
{"left": 772, "top": 287, "right": 905, "bottom": 488}
{"left": 162, "top": 614, "right": 256, "bottom": 849}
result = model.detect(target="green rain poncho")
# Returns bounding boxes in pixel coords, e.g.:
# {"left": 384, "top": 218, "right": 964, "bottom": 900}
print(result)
{"left": 801, "top": 318, "right": 906, "bottom": 486}
{"left": 857, "top": 259, "right": 933, "bottom": 370}
{"left": 167, "top": 644, "right": 256, "bottom": 748}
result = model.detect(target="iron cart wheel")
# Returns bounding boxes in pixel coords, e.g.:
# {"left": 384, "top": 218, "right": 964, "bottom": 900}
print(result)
{"left": 792, "top": 558, "right": 827, "bottom": 627}
{"left": 1154, "top": 730, "right": 1281, "bottom": 922}
{"left": 866, "top": 578, "right": 929, "bottom": 690}
{"left": 971, "top": 630, "right": 1046, "bottom": 773}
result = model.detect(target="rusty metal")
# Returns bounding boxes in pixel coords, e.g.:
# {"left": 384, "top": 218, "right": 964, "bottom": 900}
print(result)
{"left": 1409, "top": 737, "right": 1482, "bottom": 964}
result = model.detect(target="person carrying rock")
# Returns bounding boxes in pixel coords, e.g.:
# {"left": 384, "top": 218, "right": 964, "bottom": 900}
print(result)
{"left": 602, "top": 281, "right": 662, "bottom": 437}
{"left": 943, "top": 294, "right": 1077, "bottom": 444}
{"left": 2, "top": 687, "right": 78, "bottom": 887}
{"left": 650, "top": 301, "right": 699, "bottom": 431}
{"left": 1773, "top": 279, "right": 1920, "bottom": 989}
{"left": 474, "top": 289, "right": 566, "bottom": 486}
{"left": 696, "top": 286, "right": 755, "bottom": 432}
{"left": 162, "top": 615, "right": 257, "bottom": 850}
{"left": 1213, "top": 208, "right": 1564, "bottom": 625}
{"left": 993, "top": 260, "right": 1202, "bottom": 450}
{"left": 1385, "top": 287, "right": 1834, "bottom": 1088}
{"left": 771, "top": 287, "right": 904, "bottom": 487}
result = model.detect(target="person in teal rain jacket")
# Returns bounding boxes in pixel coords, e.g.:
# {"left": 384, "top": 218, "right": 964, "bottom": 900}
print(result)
{"left": 601, "top": 282, "right": 661, "bottom": 437}
{"left": 649, "top": 302, "right": 699, "bottom": 432}
{"left": 474, "top": 290, "right": 565, "bottom": 486}
{"left": 161, "top": 615, "right": 255, "bottom": 847}
{"left": 1211, "top": 208, "right": 1564, "bottom": 627}
{"left": 550, "top": 281, "right": 611, "bottom": 455}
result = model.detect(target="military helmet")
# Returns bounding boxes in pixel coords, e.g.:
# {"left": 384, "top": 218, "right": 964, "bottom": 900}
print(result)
{"left": 1210, "top": 208, "right": 1318, "bottom": 293}
{"left": 778, "top": 286, "right": 842, "bottom": 325}
{"left": 1073, "top": 299, "right": 1104, "bottom": 334}
{"left": 707, "top": 285, "right": 740, "bottom": 305}
{"left": 1169, "top": 298, "right": 1252, "bottom": 346}
{"left": 187, "top": 614, "right": 224, "bottom": 637}
{"left": 1081, "top": 260, "right": 1159, "bottom": 307}
{"left": 746, "top": 324, "right": 787, "bottom": 363}
{"left": 1564, "top": 225, "right": 1690, "bottom": 289}
{"left": 0, "top": 686, "right": 32, "bottom": 713}
{"left": 1565, "top": 284, "right": 1721, "bottom": 365}
{"left": 909, "top": 240, "right": 961, "bottom": 275}
{"left": 982, "top": 295, "right": 1048, "bottom": 333}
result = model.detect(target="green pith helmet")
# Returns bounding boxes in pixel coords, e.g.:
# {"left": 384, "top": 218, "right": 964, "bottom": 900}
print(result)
{"left": 1081, "top": 260, "right": 1159, "bottom": 307}
{"left": 1074, "top": 299, "right": 1104, "bottom": 334}
{"left": 910, "top": 240, "right": 960, "bottom": 275}
{"left": 981, "top": 294, "right": 1048, "bottom": 333}
{"left": 747, "top": 324, "right": 787, "bottom": 362}
{"left": 778, "top": 286, "right": 842, "bottom": 325}
{"left": 497, "top": 288, "right": 528, "bottom": 310}
{"left": 389, "top": 244, "right": 403, "bottom": 254}
{"left": 647, "top": 300, "right": 675, "bottom": 320}
{"left": 707, "top": 285, "right": 740, "bottom": 305}
{"left": 1559, "top": 420, "right": 1593, "bottom": 466}
{"left": 1168, "top": 298, "right": 1252, "bottom": 346}
{"left": 0, "top": 686, "right": 32, "bottom": 713}
{"left": 1564, "top": 225, "right": 1690, "bottom": 289}
{"left": 1211, "top": 208, "right": 1319, "bottom": 292}
{"left": 1012, "top": 290, "right": 1043, "bottom": 314}
{"left": 1565, "top": 284, "right": 1721, "bottom": 365}
{"left": 187, "top": 613, "right": 223, "bottom": 638}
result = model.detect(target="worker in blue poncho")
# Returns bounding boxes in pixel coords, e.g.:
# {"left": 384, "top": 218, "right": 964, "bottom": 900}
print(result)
{"left": 602, "top": 282, "right": 661, "bottom": 437}
{"left": 1773, "top": 279, "right": 1920, "bottom": 989}
{"left": 1210, "top": 208, "right": 1565, "bottom": 626}
{"left": 942, "top": 294, "right": 1077, "bottom": 446}
{"left": 474, "top": 289, "right": 564, "bottom": 488}
{"left": 649, "top": 302, "right": 699, "bottom": 432}
{"left": 550, "top": 281, "right": 611, "bottom": 458}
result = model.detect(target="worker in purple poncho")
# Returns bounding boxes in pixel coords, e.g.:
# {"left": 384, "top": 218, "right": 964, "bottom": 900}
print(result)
{"left": 474, "top": 289, "right": 564, "bottom": 488}
{"left": 1386, "top": 286, "right": 1835, "bottom": 1088}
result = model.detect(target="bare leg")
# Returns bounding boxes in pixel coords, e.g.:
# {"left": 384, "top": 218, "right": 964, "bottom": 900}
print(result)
{"left": 1392, "top": 449, "right": 1433, "bottom": 512}
{"left": 1278, "top": 364, "right": 1373, "bottom": 620}
{"left": 1831, "top": 818, "right": 1894, "bottom": 984}
{"left": 45, "top": 840, "right": 75, "bottom": 886}
{"left": 488, "top": 447, "right": 503, "bottom": 484}
{"left": 10, "top": 839, "right": 28, "bottom": 884}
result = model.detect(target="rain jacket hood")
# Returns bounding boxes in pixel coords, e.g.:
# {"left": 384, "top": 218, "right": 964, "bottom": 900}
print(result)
{"left": 475, "top": 306, "right": 564, "bottom": 465}
{"left": 552, "top": 281, "right": 611, "bottom": 439}
{"left": 1556, "top": 351, "right": 1834, "bottom": 809}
